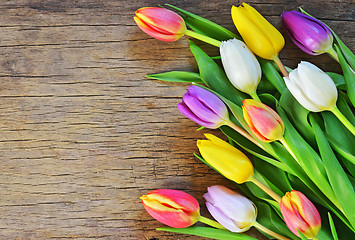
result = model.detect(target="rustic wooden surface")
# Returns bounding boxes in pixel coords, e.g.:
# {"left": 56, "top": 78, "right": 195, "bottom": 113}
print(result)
{"left": 0, "top": 0, "right": 353, "bottom": 239}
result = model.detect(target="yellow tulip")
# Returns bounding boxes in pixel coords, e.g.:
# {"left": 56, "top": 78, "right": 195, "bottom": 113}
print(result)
{"left": 197, "top": 134, "right": 254, "bottom": 184}
{"left": 231, "top": 3, "right": 285, "bottom": 60}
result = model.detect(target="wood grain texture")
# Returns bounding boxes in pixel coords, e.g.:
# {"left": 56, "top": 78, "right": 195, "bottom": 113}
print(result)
{"left": 0, "top": 0, "right": 353, "bottom": 239}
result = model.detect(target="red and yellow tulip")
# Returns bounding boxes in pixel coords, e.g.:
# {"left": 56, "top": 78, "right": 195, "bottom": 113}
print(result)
{"left": 141, "top": 189, "right": 200, "bottom": 228}
{"left": 134, "top": 7, "right": 187, "bottom": 42}
{"left": 280, "top": 190, "right": 321, "bottom": 238}
{"left": 242, "top": 99, "right": 284, "bottom": 142}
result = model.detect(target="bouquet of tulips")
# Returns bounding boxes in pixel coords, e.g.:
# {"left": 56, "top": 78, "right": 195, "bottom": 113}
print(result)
{"left": 134, "top": 3, "right": 355, "bottom": 240}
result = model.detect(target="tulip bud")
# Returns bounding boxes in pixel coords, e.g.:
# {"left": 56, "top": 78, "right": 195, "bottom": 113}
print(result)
{"left": 281, "top": 11, "right": 333, "bottom": 55}
{"left": 280, "top": 190, "right": 321, "bottom": 238}
{"left": 231, "top": 3, "right": 285, "bottom": 60}
{"left": 177, "top": 85, "right": 230, "bottom": 129}
{"left": 197, "top": 134, "right": 254, "bottom": 184}
{"left": 284, "top": 61, "right": 338, "bottom": 112}
{"left": 141, "top": 189, "right": 200, "bottom": 228}
{"left": 134, "top": 7, "right": 187, "bottom": 42}
{"left": 220, "top": 39, "right": 262, "bottom": 95}
{"left": 242, "top": 99, "right": 284, "bottom": 142}
{"left": 204, "top": 185, "right": 257, "bottom": 232}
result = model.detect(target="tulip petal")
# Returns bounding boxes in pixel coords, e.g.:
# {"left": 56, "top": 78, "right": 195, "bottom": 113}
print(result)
{"left": 204, "top": 133, "right": 241, "bottom": 153}
{"left": 135, "top": 7, "right": 186, "bottom": 35}
{"left": 281, "top": 11, "right": 332, "bottom": 55}
{"left": 280, "top": 191, "right": 321, "bottom": 238}
{"left": 205, "top": 186, "right": 257, "bottom": 224}
{"left": 203, "top": 186, "right": 256, "bottom": 233}
{"left": 297, "top": 62, "right": 337, "bottom": 110}
{"left": 182, "top": 94, "right": 225, "bottom": 124}
{"left": 231, "top": 4, "right": 284, "bottom": 60}
{"left": 284, "top": 71, "right": 323, "bottom": 112}
{"left": 220, "top": 39, "right": 261, "bottom": 94}
{"left": 133, "top": 16, "right": 181, "bottom": 42}
{"left": 187, "top": 85, "right": 229, "bottom": 120}
{"left": 177, "top": 102, "right": 219, "bottom": 128}
{"left": 141, "top": 189, "right": 200, "bottom": 228}
{"left": 206, "top": 202, "right": 245, "bottom": 232}
{"left": 197, "top": 139, "right": 253, "bottom": 183}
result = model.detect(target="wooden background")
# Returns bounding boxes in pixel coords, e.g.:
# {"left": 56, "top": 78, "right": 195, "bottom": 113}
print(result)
{"left": 0, "top": 0, "right": 353, "bottom": 239}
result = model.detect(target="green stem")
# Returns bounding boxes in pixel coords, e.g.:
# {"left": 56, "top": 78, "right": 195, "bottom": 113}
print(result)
{"left": 279, "top": 137, "right": 300, "bottom": 164}
{"left": 327, "top": 47, "right": 340, "bottom": 63}
{"left": 226, "top": 120, "right": 266, "bottom": 151}
{"left": 312, "top": 237, "right": 319, "bottom": 240}
{"left": 254, "top": 221, "right": 291, "bottom": 240}
{"left": 249, "top": 91, "right": 261, "bottom": 102}
{"left": 198, "top": 216, "right": 226, "bottom": 229}
{"left": 273, "top": 55, "right": 289, "bottom": 77}
{"left": 249, "top": 176, "right": 282, "bottom": 203}
{"left": 185, "top": 30, "right": 221, "bottom": 47}
{"left": 330, "top": 106, "right": 355, "bottom": 135}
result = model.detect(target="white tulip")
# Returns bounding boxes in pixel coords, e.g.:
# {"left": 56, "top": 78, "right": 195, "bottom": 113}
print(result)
{"left": 220, "top": 38, "right": 262, "bottom": 95}
{"left": 203, "top": 185, "right": 257, "bottom": 233}
{"left": 284, "top": 61, "right": 338, "bottom": 112}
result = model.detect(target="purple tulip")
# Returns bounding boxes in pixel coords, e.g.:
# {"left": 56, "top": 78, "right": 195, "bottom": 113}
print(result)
{"left": 203, "top": 185, "right": 257, "bottom": 232}
{"left": 281, "top": 11, "right": 333, "bottom": 55}
{"left": 177, "top": 86, "right": 229, "bottom": 129}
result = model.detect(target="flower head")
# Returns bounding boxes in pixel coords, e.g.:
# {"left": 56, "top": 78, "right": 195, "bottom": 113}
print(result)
{"left": 284, "top": 61, "right": 338, "bottom": 112}
{"left": 220, "top": 39, "right": 262, "bottom": 95}
{"left": 231, "top": 3, "right": 285, "bottom": 60}
{"left": 141, "top": 189, "right": 200, "bottom": 228}
{"left": 204, "top": 185, "right": 257, "bottom": 232}
{"left": 280, "top": 190, "right": 321, "bottom": 238}
{"left": 281, "top": 11, "right": 333, "bottom": 55}
{"left": 197, "top": 134, "right": 254, "bottom": 184}
{"left": 242, "top": 99, "right": 284, "bottom": 142}
{"left": 177, "top": 85, "right": 230, "bottom": 129}
{"left": 134, "top": 7, "right": 187, "bottom": 42}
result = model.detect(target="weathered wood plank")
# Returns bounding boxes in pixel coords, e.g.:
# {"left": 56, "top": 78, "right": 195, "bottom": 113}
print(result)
{"left": 0, "top": 0, "right": 353, "bottom": 239}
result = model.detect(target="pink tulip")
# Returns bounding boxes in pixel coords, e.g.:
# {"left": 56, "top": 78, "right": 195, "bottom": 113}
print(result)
{"left": 141, "top": 189, "right": 200, "bottom": 228}
{"left": 134, "top": 7, "right": 187, "bottom": 42}
{"left": 280, "top": 190, "right": 321, "bottom": 238}
{"left": 242, "top": 99, "right": 284, "bottom": 142}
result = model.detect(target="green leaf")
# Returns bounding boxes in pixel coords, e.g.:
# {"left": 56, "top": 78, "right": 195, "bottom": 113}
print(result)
{"left": 322, "top": 96, "right": 355, "bottom": 175}
{"left": 146, "top": 71, "right": 203, "bottom": 83}
{"left": 277, "top": 107, "right": 339, "bottom": 210}
{"left": 189, "top": 40, "right": 247, "bottom": 105}
{"left": 258, "top": 58, "right": 286, "bottom": 94}
{"left": 310, "top": 114, "right": 355, "bottom": 229}
{"left": 165, "top": 4, "right": 239, "bottom": 41}
{"left": 279, "top": 89, "right": 316, "bottom": 147}
{"left": 253, "top": 157, "right": 293, "bottom": 194}
{"left": 254, "top": 201, "right": 298, "bottom": 240}
{"left": 328, "top": 213, "right": 339, "bottom": 240}
{"left": 334, "top": 44, "right": 355, "bottom": 108}
{"left": 326, "top": 72, "right": 346, "bottom": 89}
{"left": 157, "top": 226, "right": 258, "bottom": 240}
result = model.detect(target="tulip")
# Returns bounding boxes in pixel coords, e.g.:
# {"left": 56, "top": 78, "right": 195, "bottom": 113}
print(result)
{"left": 204, "top": 185, "right": 257, "bottom": 233}
{"left": 197, "top": 134, "right": 254, "bottom": 184}
{"left": 220, "top": 39, "right": 262, "bottom": 96}
{"left": 134, "top": 7, "right": 187, "bottom": 42}
{"left": 177, "top": 85, "right": 230, "bottom": 129}
{"left": 231, "top": 3, "right": 285, "bottom": 61}
{"left": 281, "top": 11, "right": 334, "bottom": 56}
{"left": 280, "top": 190, "right": 321, "bottom": 238}
{"left": 141, "top": 189, "right": 200, "bottom": 228}
{"left": 242, "top": 99, "right": 284, "bottom": 142}
{"left": 284, "top": 61, "right": 338, "bottom": 112}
